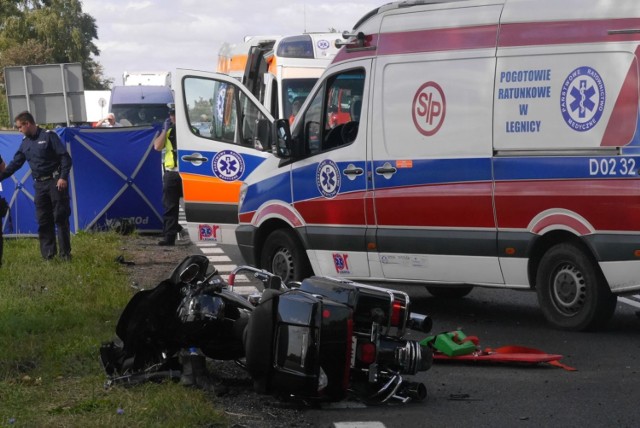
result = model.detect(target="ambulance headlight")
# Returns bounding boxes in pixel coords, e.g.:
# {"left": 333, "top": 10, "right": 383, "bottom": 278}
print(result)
{"left": 238, "top": 182, "right": 248, "bottom": 210}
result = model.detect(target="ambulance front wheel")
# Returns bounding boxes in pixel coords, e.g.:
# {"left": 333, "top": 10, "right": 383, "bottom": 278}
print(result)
{"left": 536, "top": 243, "right": 617, "bottom": 331}
{"left": 260, "top": 229, "right": 313, "bottom": 283}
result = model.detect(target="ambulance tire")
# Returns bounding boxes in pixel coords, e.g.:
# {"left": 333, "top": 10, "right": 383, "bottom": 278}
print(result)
{"left": 425, "top": 286, "right": 473, "bottom": 299}
{"left": 260, "top": 229, "right": 312, "bottom": 283}
{"left": 536, "top": 243, "right": 617, "bottom": 331}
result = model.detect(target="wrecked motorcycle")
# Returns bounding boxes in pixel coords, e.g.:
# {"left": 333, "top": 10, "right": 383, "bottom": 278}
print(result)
{"left": 101, "top": 254, "right": 433, "bottom": 404}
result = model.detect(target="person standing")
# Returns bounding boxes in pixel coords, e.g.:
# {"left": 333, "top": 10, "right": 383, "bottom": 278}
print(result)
{"left": 0, "top": 111, "right": 73, "bottom": 260}
{"left": 96, "top": 112, "right": 123, "bottom": 128}
{"left": 153, "top": 107, "right": 184, "bottom": 246}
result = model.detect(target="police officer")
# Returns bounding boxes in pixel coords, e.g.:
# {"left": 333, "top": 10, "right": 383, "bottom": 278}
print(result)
{"left": 153, "top": 107, "right": 184, "bottom": 246}
{"left": 0, "top": 111, "right": 73, "bottom": 260}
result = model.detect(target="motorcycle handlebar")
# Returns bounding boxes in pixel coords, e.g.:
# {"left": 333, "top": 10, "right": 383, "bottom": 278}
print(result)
{"left": 228, "top": 265, "right": 286, "bottom": 291}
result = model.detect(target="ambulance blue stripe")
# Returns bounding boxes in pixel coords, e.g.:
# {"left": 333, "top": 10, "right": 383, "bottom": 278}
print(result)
{"left": 178, "top": 150, "right": 266, "bottom": 180}
{"left": 371, "top": 158, "right": 492, "bottom": 190}
{"left": 494, "top": 156, "right": 640, "bottom": 181}
{"left": 292, "top": 161, "right": 368, "bottom": 195}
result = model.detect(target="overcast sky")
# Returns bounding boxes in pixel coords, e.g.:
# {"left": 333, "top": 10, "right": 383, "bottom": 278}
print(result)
{"left": 80, "top": 0, "right": 384, "bottom": 86}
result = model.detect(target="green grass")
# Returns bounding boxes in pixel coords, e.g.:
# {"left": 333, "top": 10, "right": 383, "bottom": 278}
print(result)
{"left": 0, "top": 232, "right": 227, "bottom": 427}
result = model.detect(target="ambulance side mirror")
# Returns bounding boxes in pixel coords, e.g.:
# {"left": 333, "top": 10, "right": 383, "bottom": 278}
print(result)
{"left": 274, "top": 119, "right": 292, "bottom": 158}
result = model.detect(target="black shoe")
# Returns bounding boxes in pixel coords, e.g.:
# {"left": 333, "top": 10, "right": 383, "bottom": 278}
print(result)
{"left": 158, "top": 239, "right": 175, "bottom": 246}
{"left": 60, "top": 254, "right": 72, "bottom": 261}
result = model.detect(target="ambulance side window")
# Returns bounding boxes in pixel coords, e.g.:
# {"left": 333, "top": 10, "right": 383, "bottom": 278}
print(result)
{"left": 183, "top": 77, "right": 270, "bottom": 150}
{"left": 300, "top": 69, "right": 365, "bottom": 156}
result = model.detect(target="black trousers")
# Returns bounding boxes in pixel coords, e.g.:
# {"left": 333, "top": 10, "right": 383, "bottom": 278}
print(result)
{"left": 34, "top": 179, "right": 71, "bottom": 259}
{"left": 161, "top": 171, "right": 183, "bottom": 240}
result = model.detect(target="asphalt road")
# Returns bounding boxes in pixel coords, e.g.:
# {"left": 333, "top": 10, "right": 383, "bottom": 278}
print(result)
{"left": 214, "top": 243, "right": 640, "bottom": 428}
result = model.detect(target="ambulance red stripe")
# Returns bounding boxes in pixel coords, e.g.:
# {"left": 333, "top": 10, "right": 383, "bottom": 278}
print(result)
{"left": 244, "top": 204, "right": 303, "bottom": 227}
{"left": 498, "top": 18, "right": 640, "bottom": 47}
{"left": 335, "top": 17, "right": 640, "bottom": 63}
{"left": 377, "top": 25, "right": 498, "bottom": 55}
{"left": 495, "top": 179, "right": 640, "bottom": 232}
{"left": 243, "top": 178, "right": 640, "bottom": 235}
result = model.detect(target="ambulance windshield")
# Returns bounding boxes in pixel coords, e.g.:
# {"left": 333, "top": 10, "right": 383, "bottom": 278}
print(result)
{"left": 282, "top": 78, "right": 317, "bottom": 121}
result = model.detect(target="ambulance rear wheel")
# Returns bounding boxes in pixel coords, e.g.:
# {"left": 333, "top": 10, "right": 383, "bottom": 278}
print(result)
{"left": 260, "top": 229, "right": 312, "bottom": 283}
{"left": 426, "top": 286, "right": 473, "bottom": 298}
{"left": 536, "top": 243, "right": 617, "bottom": 331}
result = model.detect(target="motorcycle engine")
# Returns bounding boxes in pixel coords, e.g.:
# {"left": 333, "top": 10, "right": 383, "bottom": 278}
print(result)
{"left": 177, "top": 294, "right": 225, "bottom": 323}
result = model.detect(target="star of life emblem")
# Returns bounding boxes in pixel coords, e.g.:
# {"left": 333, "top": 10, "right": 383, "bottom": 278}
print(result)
{"left": 316, "top": 159, "right": 341, "bottom": 198}
{"left": 560, "top": 66, "right": 605, "bottom": 132}
{"left": 212, "top": 150, "right": 245, "bottom": 182}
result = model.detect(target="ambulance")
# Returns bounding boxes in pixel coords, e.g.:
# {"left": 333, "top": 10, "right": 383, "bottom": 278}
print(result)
{"left": 176, "top": 0, "right": 640, "bottom": 331}
{"left": 216, "top": 33, "right": 341, "bottom": 121}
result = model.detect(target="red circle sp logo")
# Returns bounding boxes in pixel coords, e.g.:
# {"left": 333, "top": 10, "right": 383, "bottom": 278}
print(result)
{"left": 412, "top": 82, "right": 446, "bottom": 136}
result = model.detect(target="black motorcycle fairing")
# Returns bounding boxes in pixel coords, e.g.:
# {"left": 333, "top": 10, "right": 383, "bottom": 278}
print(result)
{"left": 245, "top": 288, "right": 352, "bottom": 401}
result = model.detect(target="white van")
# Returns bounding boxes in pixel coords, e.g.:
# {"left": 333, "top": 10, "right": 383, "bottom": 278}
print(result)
{"left": 176, "top": 0, "right": 640, "bottom": 331}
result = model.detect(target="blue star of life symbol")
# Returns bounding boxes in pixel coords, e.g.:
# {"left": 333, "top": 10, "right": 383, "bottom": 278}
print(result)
{"left": 212, "top": 150, "right": 245, "bottom": 182}
{"left": 570, "top": 80, "right": 596, "bottom": 119}
{"left": 220, "top": 155, "right": 238, "bottom": 175}
{"left": 316, "top": 159, "right": 341, "bottom": 198}
{"left": 321, "top": 167, "right": 336, "bottom": 190}
{"left": 334, "top": 254, "right": 345, "bottom": 270}
{"left": 560, "top": 66, "right": 605, "bottom": 133}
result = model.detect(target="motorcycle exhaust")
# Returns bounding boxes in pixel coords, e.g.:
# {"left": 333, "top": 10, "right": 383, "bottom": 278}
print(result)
{"left": 406, "top": 312, "right": 432, "bottom": 333}
{"left": 377, "top": 339, "right": 431, "bottom": 375}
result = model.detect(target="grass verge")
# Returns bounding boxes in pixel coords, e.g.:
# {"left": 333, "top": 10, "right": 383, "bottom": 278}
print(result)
{"left": 0, "top": 232, "right": 227, "bottom": 427}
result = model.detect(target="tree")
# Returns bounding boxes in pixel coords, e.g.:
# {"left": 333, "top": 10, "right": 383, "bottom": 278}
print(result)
{"left": 0, "top": 0, "right": 110, "bottom": 126}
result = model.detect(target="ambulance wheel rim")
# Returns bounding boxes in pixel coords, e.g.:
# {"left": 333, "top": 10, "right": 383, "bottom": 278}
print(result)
{"left": 271, "top": 248, "right": 294, "bottom": 283}
{"left": 550, "top": 263, "right": 585, "bottom": 315}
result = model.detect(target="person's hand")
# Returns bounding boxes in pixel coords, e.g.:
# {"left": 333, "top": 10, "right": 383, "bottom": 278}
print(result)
{"left": 56, "top": 178, "right": 68, "bottom": 191}
{"left": 163, "top": 118, "right": 172, "bottom": 132}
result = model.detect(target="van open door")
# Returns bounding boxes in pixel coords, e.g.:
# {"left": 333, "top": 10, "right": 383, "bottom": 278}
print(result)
{"left": 175, "top": 69, "right": 275, "bottom": 245}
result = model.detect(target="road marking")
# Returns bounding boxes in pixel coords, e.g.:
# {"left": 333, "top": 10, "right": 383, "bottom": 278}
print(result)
{"left": 334, "top": 423, "right": 386, "bottom": 428}
{"left": 213, "top": 264, "right": 239, "bottom": 273}
{"left": 206, "top": 255, "right": 232, "bottom": 263}
{"left": 200, "top": 246, "right": 224, "bottom": 254}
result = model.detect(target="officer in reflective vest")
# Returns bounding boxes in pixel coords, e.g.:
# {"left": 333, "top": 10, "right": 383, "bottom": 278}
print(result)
{"left": 153, "top": 107, "right": 184, "bottom": 246}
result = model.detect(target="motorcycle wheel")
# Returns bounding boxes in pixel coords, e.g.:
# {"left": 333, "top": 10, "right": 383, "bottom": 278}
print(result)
{"left": 260, "top": 229, "right": 312, "bottom": 283}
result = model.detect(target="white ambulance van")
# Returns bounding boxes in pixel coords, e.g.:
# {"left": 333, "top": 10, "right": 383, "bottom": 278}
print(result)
{"left": 176, "top": 0, "right": 640, "bottom": 331}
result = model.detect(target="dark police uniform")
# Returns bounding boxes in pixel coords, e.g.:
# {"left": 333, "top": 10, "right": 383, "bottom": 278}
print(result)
{"left": 0, "top": 154, "right": 4, "bottom": 266}
{"left": 0, "top": 128, "right": 72, "bottom": 259}
{"left": 160, "top": 123, "right": 183, "bottom": 245}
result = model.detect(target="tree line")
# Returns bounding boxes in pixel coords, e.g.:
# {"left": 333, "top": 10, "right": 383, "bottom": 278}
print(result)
{"left": 0, "top": 0, "right": 110, "bottom": 128}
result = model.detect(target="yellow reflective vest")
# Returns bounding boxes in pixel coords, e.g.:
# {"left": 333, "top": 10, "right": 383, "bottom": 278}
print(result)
{"left": 163, "top": 128, "right": 177, "bottom": 169}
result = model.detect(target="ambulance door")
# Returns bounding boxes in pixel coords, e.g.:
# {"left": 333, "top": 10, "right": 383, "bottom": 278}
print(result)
{"left": 289, "top": 60, "right": 371, "bottom": 277}
{"left": 175, "top": 69, "right": 275, "bottom": 245}
{"left": 370, "top": 5, "right": 504, "bottom": 284}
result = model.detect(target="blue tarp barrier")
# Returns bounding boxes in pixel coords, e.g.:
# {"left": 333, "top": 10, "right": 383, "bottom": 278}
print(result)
{"left": 0, "top": 126, "right": 163, "bottom": 236}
